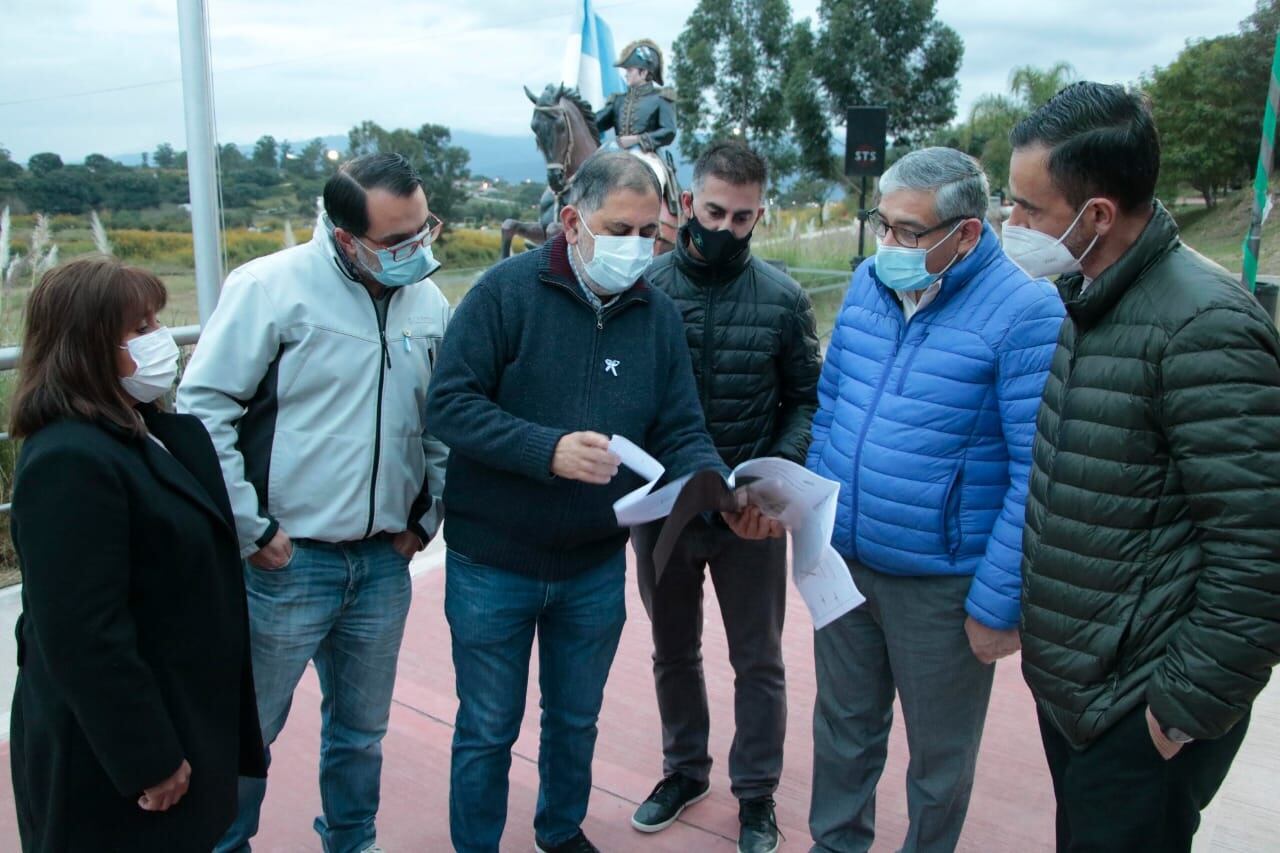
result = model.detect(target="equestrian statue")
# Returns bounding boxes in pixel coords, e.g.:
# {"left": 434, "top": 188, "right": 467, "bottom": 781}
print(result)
{"left": 501, "top": 39, "right": 683, "bottom": 258}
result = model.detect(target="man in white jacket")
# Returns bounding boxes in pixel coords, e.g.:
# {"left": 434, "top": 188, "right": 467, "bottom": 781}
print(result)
{"left": 179, "top": 153, "right": 450, "bottom": 853}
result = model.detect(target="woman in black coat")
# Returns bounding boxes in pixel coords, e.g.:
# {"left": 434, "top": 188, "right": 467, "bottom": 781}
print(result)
{"left": 7, "top": 256, "right": 266, "bottom": 851}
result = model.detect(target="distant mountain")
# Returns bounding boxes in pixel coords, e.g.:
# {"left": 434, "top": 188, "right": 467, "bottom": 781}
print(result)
{"left": 110, "top": 127, "right": 696, "bottom": 187}
{"left": 310, "top": 131, "right": 552, "bottom": 184}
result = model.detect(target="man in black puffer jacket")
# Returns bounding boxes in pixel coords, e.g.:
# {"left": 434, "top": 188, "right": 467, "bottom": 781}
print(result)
{"left": 628, "top": 141, "right": 821, "bottom": 853}
{"left": 1008, "top": 82, "right": 1280, "bottom": 853}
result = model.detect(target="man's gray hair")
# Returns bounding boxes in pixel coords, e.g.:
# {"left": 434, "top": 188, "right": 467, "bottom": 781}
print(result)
{"left": 878, "top": 147, "right": 990, "bottom": 223}
{"left": 567, "top": 151, "right": 662, "bottom": 216}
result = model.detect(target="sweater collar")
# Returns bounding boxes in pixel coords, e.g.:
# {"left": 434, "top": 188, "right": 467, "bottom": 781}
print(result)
{"left": 1057, "top": 201, "right": 1179, "bottom": 331}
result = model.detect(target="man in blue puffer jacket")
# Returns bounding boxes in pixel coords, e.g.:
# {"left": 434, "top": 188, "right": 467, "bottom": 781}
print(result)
{"left": 806, "top": 148, "right": 1064, "bottom": 853}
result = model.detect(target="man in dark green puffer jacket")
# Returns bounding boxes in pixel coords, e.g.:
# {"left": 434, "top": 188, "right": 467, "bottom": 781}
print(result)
{"left": 1008, "top": 82, "right": 1280, "bottom": 852}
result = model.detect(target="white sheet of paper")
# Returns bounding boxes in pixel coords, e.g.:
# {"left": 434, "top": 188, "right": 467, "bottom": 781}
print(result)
{"left": 795, "top": 546, "right": 865, "bottom": 630}
{"left": 729, "top": 457, "right": 861, "bottom": 626}
{"left": 610, "top": 434, "right": 664, "bottom": 483}
{"left": 730, "top": 458, "right": 837, "bottom": 576}
{"left": 615, "top": 473, "right": 694, "bottom": 526}
{"left": 611, "top": 435, "right": 693, "bottom": 525}
{"left": 610, "top": 439, "right": 863, "bottom": 628}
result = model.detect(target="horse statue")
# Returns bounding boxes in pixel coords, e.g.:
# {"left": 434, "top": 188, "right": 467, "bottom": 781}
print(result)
{"left": 500, "top": 83, "right": 681, "bottom": 259}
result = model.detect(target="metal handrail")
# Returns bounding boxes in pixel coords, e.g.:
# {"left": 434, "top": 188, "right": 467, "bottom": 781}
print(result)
{"left": 0, "top": 324, "right": 203, "bottom": 372}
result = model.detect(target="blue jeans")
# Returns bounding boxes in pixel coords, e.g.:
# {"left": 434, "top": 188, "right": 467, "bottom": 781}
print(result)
{"left": 446, "top": 548, "right": 627, "bottom": 852}
{"left": 215, "top": 537, "right": 412, "bottom": 853}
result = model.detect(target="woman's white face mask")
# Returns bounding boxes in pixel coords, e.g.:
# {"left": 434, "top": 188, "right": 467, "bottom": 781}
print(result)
{"left": 119, "top": 327, "right": 180, "bottom": 403}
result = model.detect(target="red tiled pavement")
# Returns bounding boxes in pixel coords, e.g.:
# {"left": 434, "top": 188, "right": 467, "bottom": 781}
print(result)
{"left": 0, "top": 546, "right": 1057, "bottom": 851}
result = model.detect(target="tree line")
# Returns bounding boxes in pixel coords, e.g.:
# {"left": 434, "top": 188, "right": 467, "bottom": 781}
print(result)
{"left": 0, "top": 122, "right": 473, "bottom": 225}
{"left": 673, "top": 0, "right": 1279, "bottom": 207}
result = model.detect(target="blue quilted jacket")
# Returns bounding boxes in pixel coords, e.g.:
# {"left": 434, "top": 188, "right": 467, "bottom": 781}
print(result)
{"left": 807, "top": 224, "right": 1064, "bottom": 629}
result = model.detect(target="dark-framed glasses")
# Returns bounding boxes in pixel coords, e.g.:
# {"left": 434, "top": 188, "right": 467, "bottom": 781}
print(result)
{"left": 866, "top": 208, "right": 961, "bottom": 249}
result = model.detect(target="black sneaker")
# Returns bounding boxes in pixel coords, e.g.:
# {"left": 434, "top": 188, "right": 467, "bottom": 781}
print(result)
{"left": 630, "top": 772, "right": 711, "bottom": 833}
{"left": 533, "top": 830, "right": 599, "bottom": 853}
{"left": 737, "top": 797, "right": 780, "bottom": 853}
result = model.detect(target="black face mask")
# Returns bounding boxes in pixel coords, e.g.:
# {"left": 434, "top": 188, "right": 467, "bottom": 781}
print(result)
{"left": 688, "top": 213, "right": 754, "bottom": 267}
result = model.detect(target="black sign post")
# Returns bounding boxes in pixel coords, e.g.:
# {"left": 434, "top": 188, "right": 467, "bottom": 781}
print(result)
{"left": 844, "top": 106, "right": 888, "bottom": 265}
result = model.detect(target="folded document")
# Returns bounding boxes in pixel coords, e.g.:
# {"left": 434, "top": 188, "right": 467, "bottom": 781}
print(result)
{"left": 610, "top": 435, "right": 864, "bottom": 629}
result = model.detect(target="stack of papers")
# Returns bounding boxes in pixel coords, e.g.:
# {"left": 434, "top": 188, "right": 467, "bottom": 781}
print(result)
{"left": 610, "top": 436, "right": 864, "bottom": 629}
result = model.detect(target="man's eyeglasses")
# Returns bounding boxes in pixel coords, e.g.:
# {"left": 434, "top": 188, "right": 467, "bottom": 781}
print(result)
{"left": 865, "top": 209, "right": 961, "bottom": 249}
{"left": 358, "top": 213, "right": 444, "bottom": 261}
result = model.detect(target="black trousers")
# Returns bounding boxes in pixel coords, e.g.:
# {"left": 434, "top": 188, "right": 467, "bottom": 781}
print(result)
{"left": 1037, "top": 702, "right": 1249, "bottom": 853}
{"left": 632, "top": 518, "right": 788, "bottom": 800}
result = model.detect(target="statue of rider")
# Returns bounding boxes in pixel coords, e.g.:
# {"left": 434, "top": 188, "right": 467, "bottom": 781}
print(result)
{"left": 596, "top": 39, "right": 680, "bottom": 215}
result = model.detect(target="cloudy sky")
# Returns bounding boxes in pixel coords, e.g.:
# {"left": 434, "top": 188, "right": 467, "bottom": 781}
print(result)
{"left": 0, "top": 0, "right": 1257, "bottom": 163}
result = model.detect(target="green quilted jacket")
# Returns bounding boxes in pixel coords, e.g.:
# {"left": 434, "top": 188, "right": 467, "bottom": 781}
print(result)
{"left": 1021, "top": 202, "right": 1280, "bottom": 749}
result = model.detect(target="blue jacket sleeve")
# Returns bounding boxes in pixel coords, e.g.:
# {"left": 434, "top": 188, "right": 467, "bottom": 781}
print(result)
{"left": 966, "top": 287, "right": 1064, "bottom": 629}
{"left": 806, "top": 273, "right": 854, "bottom": 471}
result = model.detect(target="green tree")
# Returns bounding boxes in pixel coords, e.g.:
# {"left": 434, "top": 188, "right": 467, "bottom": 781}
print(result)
{"left": 19, "top": 167, "right": 95, "bottom": 214}
{"left": 1227, "top": 0, "right": 1279, "bottom": 184}
{"left": 218, "top": 143, "right": 247, "bottom": 172}
{"left": 0, "top": 145, "right": 24, "bottom": 180}
{"left": 84, "top": 153, "right": 122, "bottom": 173}
{"left": 671, "top": 0, "right": 796, "bottom": 178}
{"left": 153, "top": 142, "right": 177, "bottom": 169}
{"left": 416, "top": 124, "right": 471, "bottom": 226}
{"left": 963, "top": 62, "right": 1076, "bottom": 191}
{"left": 157, "top": 171, "right": 190, "bottom": 204}
{"left": 1146, "top": 36, "right": 1249, "bottom": 207}
{"left": 809, "top": 0, "right": 963, "bottom": 147}
{"left": 28, "top": 152, "right": 65, "bottom": 177}
{"left": 347, "top": 121, "right": 471, "bottom": 223}
{"left": 281, "top": 137, "right": 327, "bottom": 179}
{"left": 784, "top": 19, "right": 831, "bottom": 180}
{"left": 252, "top": 135, "right": 279, "bottom": 169}
{"left": 100, "top": 170, "right": 161, "bottom": 209}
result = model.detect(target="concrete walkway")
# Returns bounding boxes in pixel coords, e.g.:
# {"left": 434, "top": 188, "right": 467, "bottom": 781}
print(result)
{"left": 0, "top": 540, "right": 1274, "bottom": 851}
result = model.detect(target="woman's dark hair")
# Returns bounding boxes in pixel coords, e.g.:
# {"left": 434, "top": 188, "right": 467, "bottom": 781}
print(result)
{"left": 10, "top": 255, "right": 167, "bottom": 439}
{"left": 323, "top": 153, "right": 425, "bottom": 237}
{"left": 1010, "top": 81, "right": 1160, "bottom": 213}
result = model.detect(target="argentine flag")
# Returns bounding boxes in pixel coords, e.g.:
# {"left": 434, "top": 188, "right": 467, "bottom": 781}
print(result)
{"left": 560, "top": 0, "right": 625, "bottom": 110}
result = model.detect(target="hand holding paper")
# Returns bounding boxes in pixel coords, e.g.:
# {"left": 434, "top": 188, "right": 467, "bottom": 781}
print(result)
{"left": 722, "top": 505, "right": 785, "bottom": 540}
{"left": 552, "top": 431, "right": 620, "bottom": 484}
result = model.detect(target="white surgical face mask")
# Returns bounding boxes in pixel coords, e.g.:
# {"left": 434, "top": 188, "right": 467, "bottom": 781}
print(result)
{"left": 119, "top": 327, "right": 180, "bottom": 403}
{"left": 1003, "top": 200, "right": 1100, "bottom": 279}
{"left": 576, "top": 217, "right": 655, "bottom": 295}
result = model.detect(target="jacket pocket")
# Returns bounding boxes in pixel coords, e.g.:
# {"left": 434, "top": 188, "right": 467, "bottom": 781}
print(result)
{"left": 895, "top": 329, "right": 931, "bottom": 395}
{"left": 941, "top": 462, "right": 964, "bottom": 561}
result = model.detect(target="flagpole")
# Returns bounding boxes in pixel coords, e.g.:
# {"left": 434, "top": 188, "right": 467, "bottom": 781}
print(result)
{"left": 176, "top": 0, "right": 225, "bottom": 324}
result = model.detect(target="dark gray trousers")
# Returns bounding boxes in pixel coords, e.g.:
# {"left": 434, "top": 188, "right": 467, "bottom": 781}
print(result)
{"left": 632, "top": 518, "right": 788, "bottom": 800}
{"left": 809, "top": 560, "right": 995, "bottom": 853}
